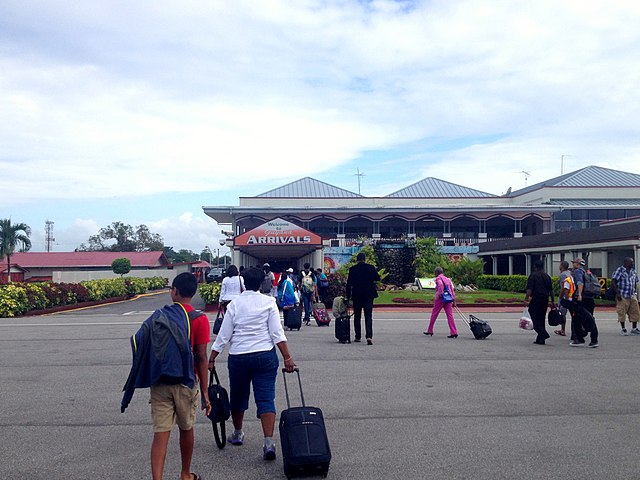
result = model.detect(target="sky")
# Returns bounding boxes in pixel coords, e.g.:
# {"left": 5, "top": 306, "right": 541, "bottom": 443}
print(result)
{"left": 2, "top": 0, "right": 639, "bottom": 254}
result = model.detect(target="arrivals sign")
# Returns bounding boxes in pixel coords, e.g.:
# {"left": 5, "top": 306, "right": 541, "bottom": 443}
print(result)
{"left": 234, "top": 218, "right": 322, "bottom": 246}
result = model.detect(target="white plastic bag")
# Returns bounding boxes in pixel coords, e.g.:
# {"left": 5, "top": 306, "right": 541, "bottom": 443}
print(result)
{"left": 519, "top": 308, "right": 534, "bottom": 330}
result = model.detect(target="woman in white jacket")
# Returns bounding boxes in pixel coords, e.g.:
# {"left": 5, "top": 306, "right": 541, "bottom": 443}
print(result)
{"left": 220, "top": 265, "right": 244, "bottom": 305}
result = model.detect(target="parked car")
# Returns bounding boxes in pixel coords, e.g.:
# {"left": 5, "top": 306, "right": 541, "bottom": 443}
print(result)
{"left": 206, "top": 267, "right": 224, "bottom": 283}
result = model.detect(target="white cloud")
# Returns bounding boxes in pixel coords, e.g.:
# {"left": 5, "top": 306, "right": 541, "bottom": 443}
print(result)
{"left": 148, "top": 212, "right": 225, "bottom": 254}
{"left": 2, "top": 0, "right": 640, "bottom": 244}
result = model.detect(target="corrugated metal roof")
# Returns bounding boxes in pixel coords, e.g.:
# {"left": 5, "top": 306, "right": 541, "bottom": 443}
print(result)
{"left": 550, "top": 199, "right": 640, "bottom": 207}
{"left": 385, "top": 177, "right": 496, "bottom": 198}
{"left": 256, "top": 177, "right": 362, "bottom": 198}
{"left": 478, "top": 218, "right": 640, "bottom": 253}
{"left": 9, "top": 251, "right": 169, "bottom": 268}
{"left": 510, "top": 165, "right": 640, "bottom": 196}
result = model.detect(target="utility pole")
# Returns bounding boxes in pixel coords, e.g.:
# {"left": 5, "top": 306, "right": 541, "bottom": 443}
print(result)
{"left": 561, "top": 154, "right": 572, "bottom": 175}
{"left": 354, "top": 168, "right": 365, "bottom": 195}
{"left": 45, "top": 220, "right": 55, "bottom": 252}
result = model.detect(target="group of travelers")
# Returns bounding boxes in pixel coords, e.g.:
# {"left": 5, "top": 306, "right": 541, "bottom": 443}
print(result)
{"left": 522, "top": 257, "right": 600, "bottom": 347}
{"left": 522, "top": 256, "right": 639, "bottom": 348}
{"left": 124, "top": 253, "right": 639, "bottom": 479}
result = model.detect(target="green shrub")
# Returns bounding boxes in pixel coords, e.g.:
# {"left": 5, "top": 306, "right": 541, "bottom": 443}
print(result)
{"left": 0, "top": 284, "right": 30, "bottom": 317}
{"left": 477, "top": 275, "right": 529, "bottom": 293}
{"left": 447, "top": 257, "right": 485, "bottom": 285}
{"left": 199, "top": 282, "right": 221, "bottom": 304}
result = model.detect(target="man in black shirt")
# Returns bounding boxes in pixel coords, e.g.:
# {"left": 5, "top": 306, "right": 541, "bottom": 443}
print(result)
{"left": 524, "top": 260, "right": 554, "bottom": 345}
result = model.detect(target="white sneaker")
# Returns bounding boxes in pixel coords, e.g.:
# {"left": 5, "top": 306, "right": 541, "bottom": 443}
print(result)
{"left": 630, "top": 328, "right": 640, "bottom": 335}
{"left": 621, "top": 328, "right": 629, "bottom": 336}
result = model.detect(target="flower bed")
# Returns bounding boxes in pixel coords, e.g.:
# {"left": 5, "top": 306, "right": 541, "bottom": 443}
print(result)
{"left": 0, "top": 276, "right": 168, "bottom": 318}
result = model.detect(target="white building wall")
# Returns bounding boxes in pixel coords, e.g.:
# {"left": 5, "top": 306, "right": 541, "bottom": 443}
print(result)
{"left": 53, "top": 266, "right": 190, "bottom": 283}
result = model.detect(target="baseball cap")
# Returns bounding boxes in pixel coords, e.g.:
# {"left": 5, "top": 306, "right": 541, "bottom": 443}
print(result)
{"left": 286, "top": 267, "right": 293, "bottom": 273}
{"left": 263, "top": 263, "right": 270, "bottom": 268}
{"left": 572, "top": 258, "right": 586, "bottom": 266}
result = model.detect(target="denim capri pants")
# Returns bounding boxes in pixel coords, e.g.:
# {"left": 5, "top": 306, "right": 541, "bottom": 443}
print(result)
{"left": 228, "top": 347, "right": 279, "bottom": 417}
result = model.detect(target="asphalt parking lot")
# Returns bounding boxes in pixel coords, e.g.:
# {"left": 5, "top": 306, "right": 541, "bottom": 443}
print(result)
{"left": 1, "top": 293, "right": 638, "bottom": 480}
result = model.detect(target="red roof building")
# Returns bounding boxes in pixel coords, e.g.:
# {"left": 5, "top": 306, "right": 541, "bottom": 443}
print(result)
{"left": 1, "top": 251, "right": 185, "bottom": 283}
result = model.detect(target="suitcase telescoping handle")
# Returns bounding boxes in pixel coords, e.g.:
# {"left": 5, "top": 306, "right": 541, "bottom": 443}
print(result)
{"left": 281, "top": 367, "right": 305, "bottom": 409}
{"left": 453, "top": 305, "right": 470, "bottom": 326}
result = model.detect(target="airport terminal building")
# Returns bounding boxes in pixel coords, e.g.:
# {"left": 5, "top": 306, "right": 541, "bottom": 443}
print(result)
{"left": 203, "top": 165, "right": 640, "bottom": 276}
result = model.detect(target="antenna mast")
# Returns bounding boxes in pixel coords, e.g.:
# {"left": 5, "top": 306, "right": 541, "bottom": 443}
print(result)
{"left": 45, "top": 220, "right": 55, "bottom": 252}
{"left": 354, "top": 168, "right": 365, "bottom": 195}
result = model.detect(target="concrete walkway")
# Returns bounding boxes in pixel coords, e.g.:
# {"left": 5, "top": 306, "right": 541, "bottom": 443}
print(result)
{"left": 0, "top": 300, "right": 636, "bottom": 479}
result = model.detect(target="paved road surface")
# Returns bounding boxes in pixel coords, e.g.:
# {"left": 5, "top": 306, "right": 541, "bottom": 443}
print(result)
{"left": 1, "top": 293, "right": 637, "bottom": 479}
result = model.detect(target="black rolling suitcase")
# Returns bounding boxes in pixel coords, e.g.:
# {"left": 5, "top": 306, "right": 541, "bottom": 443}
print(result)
{"left": 279, "top": 368, "right": 331, "bottom": 479}
{"left": 285, "top": 305, "right": 303, "bottom": 331}
{"left": 455, "top": 305, "right": 492, "bottom": 339}
{"left": 334, "top": 316, "right": 350, "bottom": 343}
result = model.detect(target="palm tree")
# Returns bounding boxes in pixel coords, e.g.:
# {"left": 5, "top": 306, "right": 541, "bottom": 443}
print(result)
{"left": 0, "top": 219, "right": 32, "bottom": 283}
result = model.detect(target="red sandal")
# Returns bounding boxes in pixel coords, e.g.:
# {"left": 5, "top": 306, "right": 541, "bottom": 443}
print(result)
{"left": 554, "top": 330, "right": 566, "bottom": 336}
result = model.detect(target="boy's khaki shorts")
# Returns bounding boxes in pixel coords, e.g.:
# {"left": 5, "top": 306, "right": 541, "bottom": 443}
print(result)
{"left": 150, "top": 383, "right": 199, "bottom": 433}
{"left": 616, "top": 296, "right": 640, "bottom": 323}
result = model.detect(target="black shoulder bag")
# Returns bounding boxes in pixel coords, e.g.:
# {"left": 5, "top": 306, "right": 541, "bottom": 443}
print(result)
{"left": 207, "top": 367, "right": 231, "bottom": 449}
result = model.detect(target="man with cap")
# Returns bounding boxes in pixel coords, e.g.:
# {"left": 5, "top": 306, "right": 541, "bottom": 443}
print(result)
{"left": 261, "top": 263, "right": 276, "bottom": 296}
{"left": 570, "top": 257, "right": 599, "bottom": 347}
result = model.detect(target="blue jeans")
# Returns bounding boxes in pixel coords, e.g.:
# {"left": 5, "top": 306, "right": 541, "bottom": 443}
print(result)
{"left": 228, "top": 348, "right": 279, "bottom": 417}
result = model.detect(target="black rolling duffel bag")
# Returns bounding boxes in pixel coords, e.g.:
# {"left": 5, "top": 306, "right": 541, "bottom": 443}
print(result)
{"left": 279, "top": 368, "right": 331, "bottom": 479}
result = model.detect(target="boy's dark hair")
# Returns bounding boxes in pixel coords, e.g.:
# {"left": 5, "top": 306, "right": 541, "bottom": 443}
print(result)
{"left": 356, "top": 252, "right": 366, "bottom": 262}
{"left": 303, "top": 262, "right": 310, "bottom": 269}
{"left": 243, "top": 267, "right": 264, "bottom": 291}
{"left": 172, "top": 272, "right": 198, "bottom": 298}
{"left": 226, "top": 265, "right": 239, "bottom": 277}
{"left": 533, "top": 260, "right": 544, "bottom": 270}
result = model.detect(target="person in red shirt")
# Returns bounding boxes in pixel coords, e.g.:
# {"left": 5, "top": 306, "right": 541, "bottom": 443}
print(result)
{"left": 150, "top": 273, "right": 211, "bottom": 480}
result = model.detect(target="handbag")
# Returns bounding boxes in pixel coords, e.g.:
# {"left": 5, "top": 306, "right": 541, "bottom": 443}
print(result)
{"left": 212, "top": 303, "right": 225, "bottom": 335}
{"left": 547, "top": 307, "right": 565, "bottom": 327}
{"left": 605, "top": 286, "right": 616, "bottom": 301}
{"left": 441, "top": 284, "right": 454, "bottom": 303}
{"left": 207, "top": 367, "right": 231, "bottom": 449}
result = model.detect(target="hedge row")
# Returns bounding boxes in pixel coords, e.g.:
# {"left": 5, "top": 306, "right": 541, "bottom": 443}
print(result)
{"left": 0, "top": 276, "right": 168, "bottom": 318}
{"left": 477, "top": 274, "right": 611, "bottom": 297}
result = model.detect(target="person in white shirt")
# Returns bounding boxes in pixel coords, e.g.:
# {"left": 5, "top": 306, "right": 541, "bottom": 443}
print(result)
{"left": 208, "top": 267, "right": 296, "bottom": 461}
{"left": 219, "top": 265, "right": 245, "bottom": 305}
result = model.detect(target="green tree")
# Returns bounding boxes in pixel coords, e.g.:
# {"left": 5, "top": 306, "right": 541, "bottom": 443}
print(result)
{"left": 413, "top": 237, "right": 450, "bottom": 278}
{"left": 164, "top": 247, "right": 200, "bottom": 263}
{"left": 111, "top": 258, "right": 132, "bottom": 276}
{"left": 0, "top": 219, "right": 32, "bottom": 283}
{"left": 78, "top": 222, "right": 164, "bottom": 252}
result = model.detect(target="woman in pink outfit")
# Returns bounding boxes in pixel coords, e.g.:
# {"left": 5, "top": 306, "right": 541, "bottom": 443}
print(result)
{"left": 424, "top": 267, "right": 458, "bottom": 338}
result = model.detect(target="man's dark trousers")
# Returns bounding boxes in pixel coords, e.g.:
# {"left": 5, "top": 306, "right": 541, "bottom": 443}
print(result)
{"left": 528, "top": 296, "right": 550, "bottom": 343}
{"left": 353, "top": 298, "right": 374, "bottom": 340}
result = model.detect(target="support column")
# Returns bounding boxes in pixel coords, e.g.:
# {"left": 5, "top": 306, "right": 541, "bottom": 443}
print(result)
{"left": 601, "top": 250, "right": 609, "bottom": 278}
{"left": 313, "top": 248, "right": 324, "bottom": 270}
{"left": 492, "top": 256, "right": 498, "bottom": 275}
{"left": 508, "top": 256, "right": 514, "bottom": 275}
{"left": 546, "top": 253, "right": 553, "bottom": 274}
{"left": 525, "top": 254, "right": 531, "bottom": 276}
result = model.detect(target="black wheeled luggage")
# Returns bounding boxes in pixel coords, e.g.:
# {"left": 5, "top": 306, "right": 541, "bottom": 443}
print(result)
{"left": 279, "top": 369, "right": 331, "bottom": 479}
{"left": 334, "top": 316, "right": 350, "bottom": 343}
{"left": 285, "top": 305, "right": 303, "bottom": 331}
{"left": 455, "top": 305, "right": 492, "bottom": 339}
